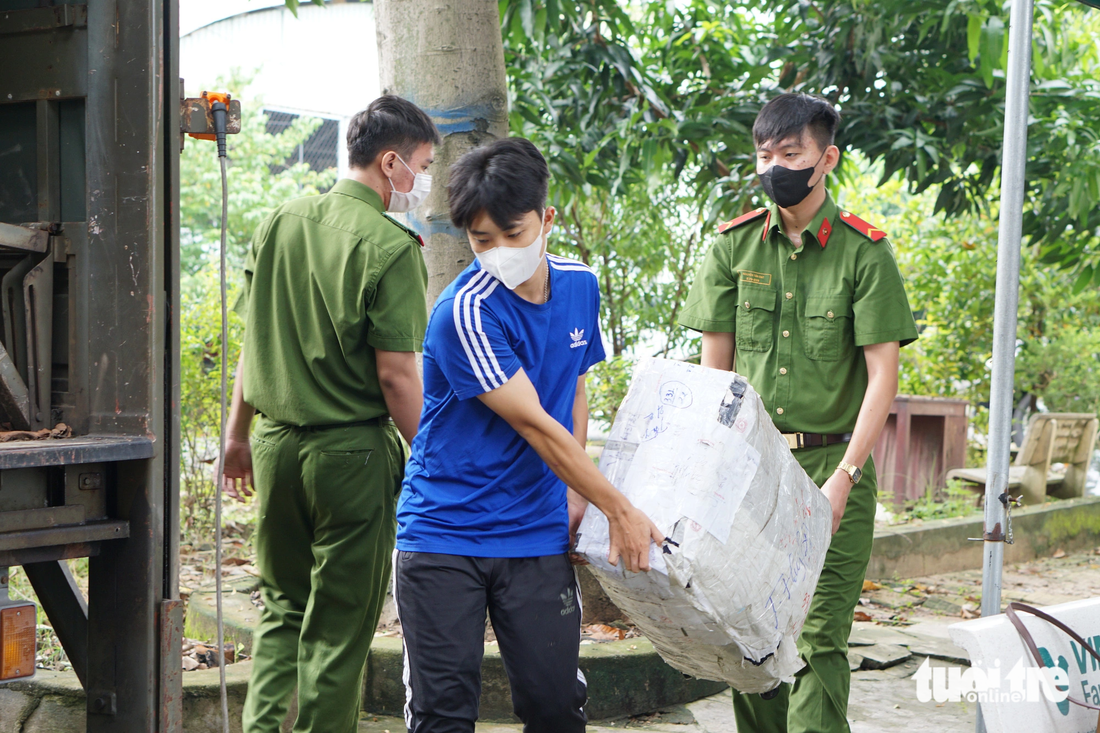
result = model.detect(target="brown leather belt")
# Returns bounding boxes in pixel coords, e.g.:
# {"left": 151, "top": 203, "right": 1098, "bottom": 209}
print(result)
{"left": 781, "top": 432, "right": 853, "bottom": 450}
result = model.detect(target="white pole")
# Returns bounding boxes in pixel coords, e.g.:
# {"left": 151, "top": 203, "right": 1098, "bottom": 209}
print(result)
{"left": 977, "top": 0, "right": 1034, "bottom": 730}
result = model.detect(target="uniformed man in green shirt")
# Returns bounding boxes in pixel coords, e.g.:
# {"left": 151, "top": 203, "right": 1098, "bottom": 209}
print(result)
{"left": 220, "top": 95, "right": 440, "bottom": 733}
{"left": 679, "top": 93, "right": 918, "bottom": 733}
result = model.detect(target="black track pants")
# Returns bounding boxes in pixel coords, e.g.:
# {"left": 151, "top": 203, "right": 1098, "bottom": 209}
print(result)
{"left": 393, "top": 551, "right": 588, "bottom": 733}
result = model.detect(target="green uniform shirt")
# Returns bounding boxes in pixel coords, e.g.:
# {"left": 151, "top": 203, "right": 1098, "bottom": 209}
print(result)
{"left": 678, "top": 190, "right": 918, "bottom": 435}
{"left": 239, "top": 179, "right": 428, "bottom": 426}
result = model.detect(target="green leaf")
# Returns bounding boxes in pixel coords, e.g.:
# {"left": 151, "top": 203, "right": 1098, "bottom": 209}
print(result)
{"left": 1031, "top": 40, "right": 1046, "bottom": 76}
{"left": 519, "top": 0, "right": 535, "bottom": 38}
{"left": 641, "top": 139, "right": 658, "bottom": 175}
{"left": 546, "top": 0, "right": 560, "bottom": 33}
{"left": 967, "top": 14, "right": 982, "bottom": 64}
{"left": 1072, "top": 265, "right": 1094, "bottom": 294}
{"left": 534, "top": 7, "right": 546, "bottom": 43}
{"left": 284, "top": 0, "right": 299, "bottom": 18}
{"left": 979, "top": 17, "right": 1004, "bottom": 88}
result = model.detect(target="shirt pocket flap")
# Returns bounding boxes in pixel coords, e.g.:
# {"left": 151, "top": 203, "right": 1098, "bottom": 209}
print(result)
{"left": 805, "top": 297, "right": 852, "bottom": 321}
{"left": 738, "top": 286, "right": 777, "bottom": 313}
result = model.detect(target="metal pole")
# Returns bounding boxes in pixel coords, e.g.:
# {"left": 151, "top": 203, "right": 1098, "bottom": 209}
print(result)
{"left": 977, "top": 0, "right": 1034, "bottom": 730}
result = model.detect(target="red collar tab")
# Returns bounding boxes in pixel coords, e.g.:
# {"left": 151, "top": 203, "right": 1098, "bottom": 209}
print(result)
{"left": 718, "top": 207, "right": 768, "bottom": 234}
{"left": 817, "top": 217, "right": 832, "bottom": 248}
{"left": 762, "top": 211, "right": 772, "bottom": 242}
{"left": 839, "top": 211, "right": 888, "bottom": 242}
{"left": 416, "top": 234, "right": 425, "bottom": 248}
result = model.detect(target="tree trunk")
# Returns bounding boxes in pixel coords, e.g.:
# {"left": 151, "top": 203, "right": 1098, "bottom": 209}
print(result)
{"left": 376, "top": 0, "right": 509, "bottom": 305}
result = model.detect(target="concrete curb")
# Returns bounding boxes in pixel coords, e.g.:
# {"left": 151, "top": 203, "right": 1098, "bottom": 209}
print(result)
{"left": 2, "top": 645, "right": 724, "bottom": 730}
{"left": 186, "top": 576, "right": 261, "bottom": 655}
{"left": 188, "top": 580, "right": 726, "bottom": 721}
{"left": 0, "top": 665, "right": 253, "bottom": 733}
{"left": 363, "top": 635, "right": 726, "bottom": 722}
{"left": 868, "top": 495, "right": 1100, "bottom": 579}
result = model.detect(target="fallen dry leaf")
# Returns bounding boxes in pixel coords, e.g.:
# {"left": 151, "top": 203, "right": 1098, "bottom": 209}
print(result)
{"left": 854, "top": 611, "right": 873, "bottom": 622}
{"left": 862, "top": 580, "right": 883, "bottom": 592}
{"left": 584, "top": 624, "right": 626, "bottom": 641}
{"left": 1052, "top": 548, "right": 1067, "bottom": 559}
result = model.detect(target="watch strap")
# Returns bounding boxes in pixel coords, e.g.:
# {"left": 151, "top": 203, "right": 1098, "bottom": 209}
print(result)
{"left": 837, "top": 461, "right": 861, "bottom": 484}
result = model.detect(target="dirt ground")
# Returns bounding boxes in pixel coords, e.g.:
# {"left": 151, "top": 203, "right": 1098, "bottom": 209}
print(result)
{"left": 856, "top": 544, "right": 1100, "bottom": 624}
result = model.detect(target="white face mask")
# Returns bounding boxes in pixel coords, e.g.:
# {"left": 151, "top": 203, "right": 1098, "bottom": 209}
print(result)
{"left": 475, "top": 227, "right": 546, "bottom": 290}
{"left": 386, "top": 154, "right": 431, "bottom": 213}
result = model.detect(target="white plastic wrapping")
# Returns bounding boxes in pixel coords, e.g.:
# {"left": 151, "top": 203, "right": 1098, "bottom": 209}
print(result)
{"left": 575, "top": 357, "right": 832, "bottom": 693}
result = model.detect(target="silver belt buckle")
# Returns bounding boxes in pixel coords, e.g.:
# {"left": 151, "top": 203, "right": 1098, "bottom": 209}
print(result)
{"left": 784, "top": 433, "right": 802, "bottom": 451}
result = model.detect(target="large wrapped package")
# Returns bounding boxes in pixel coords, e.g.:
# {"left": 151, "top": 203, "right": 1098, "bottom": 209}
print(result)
{"left": 575, "top": 357, "right": 832, "bottom": 693}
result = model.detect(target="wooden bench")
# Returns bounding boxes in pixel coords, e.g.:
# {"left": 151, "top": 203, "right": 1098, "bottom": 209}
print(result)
{"left": 946, "top": 412, "right": 1098, "bottom": 506}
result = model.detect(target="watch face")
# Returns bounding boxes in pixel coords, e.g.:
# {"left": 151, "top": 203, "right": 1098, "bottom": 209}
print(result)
{"left": 852, "top": 467, "right": 862, "bottom": 483}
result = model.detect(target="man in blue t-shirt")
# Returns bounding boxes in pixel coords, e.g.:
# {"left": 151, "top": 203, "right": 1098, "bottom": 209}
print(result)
{"left": 395, "top": 138, "right": 662, "bottom": 733}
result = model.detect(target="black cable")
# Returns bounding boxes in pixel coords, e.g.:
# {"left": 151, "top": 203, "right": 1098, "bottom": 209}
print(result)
{"left": 212, "top": 101, "right": 228, "bottom": 159}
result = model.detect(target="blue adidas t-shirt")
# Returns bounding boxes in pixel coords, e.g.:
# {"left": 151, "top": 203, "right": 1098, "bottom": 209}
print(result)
{"left": 396, "top": 254, "right": 607, "bottom": 558}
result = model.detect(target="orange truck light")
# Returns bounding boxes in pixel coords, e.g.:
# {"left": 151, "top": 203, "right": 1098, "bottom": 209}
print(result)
{"left": 0, "top": 602, "right": 36, "bottom": 681}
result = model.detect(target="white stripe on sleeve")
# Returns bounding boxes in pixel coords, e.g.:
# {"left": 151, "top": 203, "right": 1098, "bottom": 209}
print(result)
{"left": 452, "top": 272, "right": 496, "bottom": 392}
{"left": 470, "top": 281, "right": 508, "bottom": 387}
{"left": 462, "top": 275, "right": 504, "bottom": 389}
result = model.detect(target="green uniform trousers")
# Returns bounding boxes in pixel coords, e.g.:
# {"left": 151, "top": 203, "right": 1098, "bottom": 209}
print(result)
{"left": 732, "top": 442, "right": 878, "bottom": 733}
{"left": 242, "top": 415, "right": 405, "bottom": 733}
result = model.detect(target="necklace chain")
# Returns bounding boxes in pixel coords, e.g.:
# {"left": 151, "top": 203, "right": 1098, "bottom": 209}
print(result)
{"left": 542, "top": 261, "right": 550, "bottom": 303}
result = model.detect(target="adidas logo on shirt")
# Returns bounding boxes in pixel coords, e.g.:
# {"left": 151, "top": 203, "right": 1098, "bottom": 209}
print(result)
{"left": 569, "top": 328, "right": 588, "bottom": 349}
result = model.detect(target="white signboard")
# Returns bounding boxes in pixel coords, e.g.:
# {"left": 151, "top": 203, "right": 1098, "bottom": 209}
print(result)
{"left": 949, "top": 597, "right": 1100, "bottom": 733}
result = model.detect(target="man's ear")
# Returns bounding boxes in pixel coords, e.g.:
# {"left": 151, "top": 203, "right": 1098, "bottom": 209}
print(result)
{"left": 543, "top": 206, "right": 556, "bottom": 233}
{"left": 824, "top": 145, "right": 841, "bottom": 175}
{"left": 379, "top": 150, "right": 398, "bottom": 177}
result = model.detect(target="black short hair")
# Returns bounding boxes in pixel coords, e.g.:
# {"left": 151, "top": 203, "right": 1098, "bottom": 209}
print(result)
{"left": 346, "top": 95, "right": 441, "bottom": 170}
{"left": 447, "top": 137, "right": 549, "bottom": 231}
{"left": 752, "top": 93, "right": 840, "bottom": 152}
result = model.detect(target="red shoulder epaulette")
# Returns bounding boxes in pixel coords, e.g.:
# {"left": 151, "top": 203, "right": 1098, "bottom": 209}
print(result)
{"left": 838, "top": 211, "right": 888, "bottom": 242}
{"left": 718, "top": 207, "right": 767, "bottom": 235}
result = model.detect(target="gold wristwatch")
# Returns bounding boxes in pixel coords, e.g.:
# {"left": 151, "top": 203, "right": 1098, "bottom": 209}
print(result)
{"left": 837, "top": 461, "right": 862, "bottom": 485}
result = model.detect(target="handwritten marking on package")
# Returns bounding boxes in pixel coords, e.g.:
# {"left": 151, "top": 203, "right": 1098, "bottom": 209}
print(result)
{"left": 641, "top": 405, "right": 668, "bottom": 442}
{"left": 600, "top": 440, "right": 639, "bottom": 487}
{"left": 660, "top": 381, "right": 693, "bottom": 409}
{"left": 763, "top": 527, "right": 815, "bottom": 630}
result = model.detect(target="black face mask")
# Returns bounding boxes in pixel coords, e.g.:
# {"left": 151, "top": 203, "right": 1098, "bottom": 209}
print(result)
{"left": 758, "top": 150, "right": 827, "bottom": 209}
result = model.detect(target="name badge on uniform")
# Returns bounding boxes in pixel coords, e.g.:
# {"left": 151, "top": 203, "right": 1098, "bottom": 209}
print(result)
{"left": 739, "top": 271, "right": 772, "bottom": 286}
